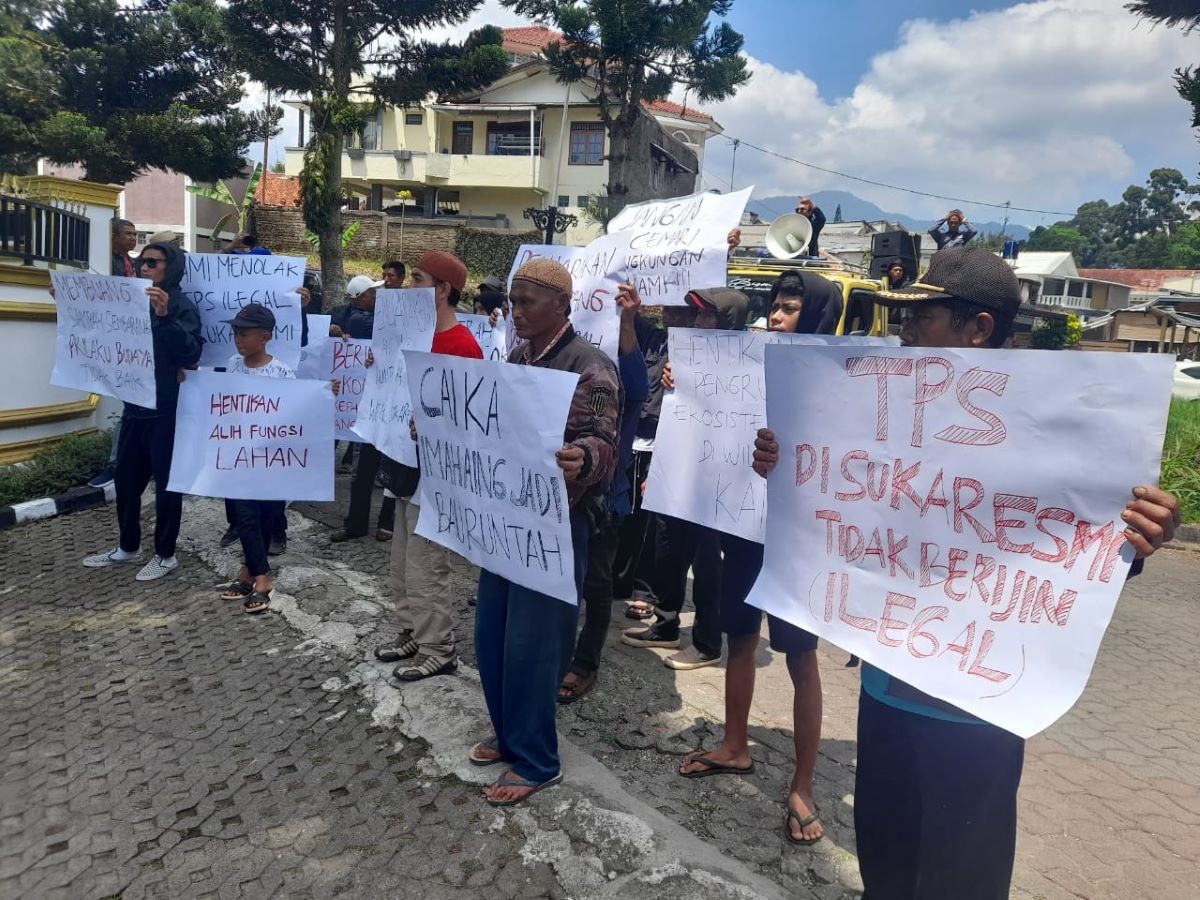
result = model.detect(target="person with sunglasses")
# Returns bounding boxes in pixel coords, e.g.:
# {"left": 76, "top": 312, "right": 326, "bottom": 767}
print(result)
{"left": 82, "top": 243, "right": 203, "bottom": 581}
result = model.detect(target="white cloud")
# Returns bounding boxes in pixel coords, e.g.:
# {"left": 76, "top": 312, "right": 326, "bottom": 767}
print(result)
{"left": 697, "top": 0, "right": 1200, "bottom": 225}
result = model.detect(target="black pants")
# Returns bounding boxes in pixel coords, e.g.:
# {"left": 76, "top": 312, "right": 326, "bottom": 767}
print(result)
{"left": 114, "top": 414, "right": 183, "bottom": 558}
{"left": 855, "top": 690, "right": 1025, "bottom": 900}
{"left": 651, "top": 515, "right": 722, "bottom": 657}
{"left": 612, "top": 450, "right": 656, "bottom": 600}
{"left": 232, "top": 499, "right": 284, "bottom": 578}
{"left": 344, "top": 442, "right": 395, "bottom": 536}
{"left": 226, "top": 499, "right": 286, "bottom": 541}
{"left": 569, "top": 515, "right": 620, "bottom": 677}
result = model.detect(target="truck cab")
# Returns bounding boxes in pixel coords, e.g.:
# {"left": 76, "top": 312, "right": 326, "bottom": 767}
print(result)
{"left": 726, "top": 257, "right": 890, "bottom": 336}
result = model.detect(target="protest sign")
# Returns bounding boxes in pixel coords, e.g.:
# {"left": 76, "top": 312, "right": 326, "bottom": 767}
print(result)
{"left": 295, "top": 314, "right": 331, "bottom": 380}
{"left": 168, "top": 370, "right": 334, "bottom": 501}
{"left": 405, "top": 351, "right": 580, "bottom": 603}
{"left": 748, "top": 344, "right": 1174, "bottom": 737}
{"left": 50, "top": 272, "right": 157, "bottom": 409}
{"left": 180, "top": 254, "right": 306, "bottom": 369}
{"left": 352, "top": 289, "right": 436, "bottom": 465}
{"left": 644, "top": 329, "right": 891, "bottom": 543}
{"left": 606, "top": 187, "right": 753, "bottom": 302}
{"left": 329, "top": 338, "right": 371, "bottom": 440}
{"left": 457, "top": 313, "right": 509, "bottom": 362}
{"left": 505, "top": 188, "right": 751, "bottom": 358}
{"left": 506, "top": 242, "right": 622, "bottom": 358}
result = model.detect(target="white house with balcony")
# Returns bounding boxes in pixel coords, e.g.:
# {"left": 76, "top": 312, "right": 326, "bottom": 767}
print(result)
{"left": 282, "top": 26, "right": 723, "bottom": 244}
{"left": 1013, "top": 251, "right": 1133, "bottom": 318}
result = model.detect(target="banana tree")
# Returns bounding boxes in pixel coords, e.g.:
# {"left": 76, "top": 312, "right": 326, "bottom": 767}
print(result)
{"left": 305, "top": 221, "right": 361, "bottom": 251}
{"left": 186, "top": 163, "right": 264, "bottom": 249}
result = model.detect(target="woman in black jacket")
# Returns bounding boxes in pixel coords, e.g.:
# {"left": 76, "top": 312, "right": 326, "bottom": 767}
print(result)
{"left": 82, "top": 242, "right": 203, "bottom": 581}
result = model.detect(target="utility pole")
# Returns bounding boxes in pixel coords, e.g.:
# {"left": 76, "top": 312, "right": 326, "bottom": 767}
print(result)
{"left": 262, "top": 88, "right": 272, "bottom": 176}
{"left": 730, "top": 138, "right": 740, "bottom": 191}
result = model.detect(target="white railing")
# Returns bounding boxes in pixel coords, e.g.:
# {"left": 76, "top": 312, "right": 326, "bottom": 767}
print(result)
{"left": 1038, "top": 294, "right": 1092, "bottom": 310}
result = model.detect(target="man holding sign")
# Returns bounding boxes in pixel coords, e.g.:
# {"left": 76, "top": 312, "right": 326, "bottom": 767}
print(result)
{"left": 81, "top": 243, "right": 203, "bottom": 582}
{"left": 752, "top": 247, "right": 1181, "bottom": 899}
{"left": 468, "top": 258, "right": 621, "bottom": 807}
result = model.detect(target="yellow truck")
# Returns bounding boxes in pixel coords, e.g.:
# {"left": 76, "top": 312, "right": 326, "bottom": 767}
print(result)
{"left": 726, "top": 257, "right": 891, "bottom": 336}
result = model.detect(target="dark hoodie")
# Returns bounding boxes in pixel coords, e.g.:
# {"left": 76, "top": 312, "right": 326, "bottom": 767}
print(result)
{"left": 772, "top": 272, "right": 843, "bottom": 335}
{"left": 687, "top": 287, "right": 750, "bottom": 331}
{"left": 124, "top": 243, "right": 204, "bottom": 419}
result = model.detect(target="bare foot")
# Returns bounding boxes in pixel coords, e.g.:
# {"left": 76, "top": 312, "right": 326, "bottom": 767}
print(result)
{"left": 786, "top": 791, "right": 824, "bottom": 843}
{"left": 678, "top": 745, "right": 752, "bottom": 776}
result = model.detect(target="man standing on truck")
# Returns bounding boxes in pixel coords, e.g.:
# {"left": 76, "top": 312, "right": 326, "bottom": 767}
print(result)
{"left": 795, "top": 198, "right": 827, "bottom": 257}
{"left": 928, "top": 209, "right": 977, "bottom": 249}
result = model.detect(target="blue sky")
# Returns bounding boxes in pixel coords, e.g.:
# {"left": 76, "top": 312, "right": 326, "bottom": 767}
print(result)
{"left": 724, "top": 0, "right": 1018, "bottom": 100}
{"left": 263, "top": 1, "right": 1200, "bottom": 227}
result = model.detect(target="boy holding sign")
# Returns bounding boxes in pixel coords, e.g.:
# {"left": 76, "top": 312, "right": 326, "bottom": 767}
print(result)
{"left": 214, "top": 303, "right": 294, "bottom": 614}
{"left": 752, "top": 247, "right": 1181, "bottom": 900}
{"left": 82, "top": 243, "right": 203, "bottom": 581}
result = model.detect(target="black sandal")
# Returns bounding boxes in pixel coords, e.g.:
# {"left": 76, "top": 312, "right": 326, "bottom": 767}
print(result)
{"left": 243, "top": 591, "right": 271, "bottom": 615}
{"left": 219, "top": 580, "right": 252, "bottom": 601}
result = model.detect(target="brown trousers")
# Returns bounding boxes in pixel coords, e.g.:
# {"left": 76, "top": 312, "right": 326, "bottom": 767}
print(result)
{"left": 389, "top": 500, "right": 454, "bottom": 660}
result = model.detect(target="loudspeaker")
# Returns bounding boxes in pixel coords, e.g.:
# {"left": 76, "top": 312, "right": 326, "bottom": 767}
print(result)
{"left": 871, "top": 231, "right": 921, "bottom": 279}
{"left": 765, "top": 213, "right": 815, "bottom": 259}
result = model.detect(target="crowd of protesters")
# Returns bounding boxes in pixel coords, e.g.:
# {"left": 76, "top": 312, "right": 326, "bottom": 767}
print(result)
{"left": 74, "top": 213, "right": 1183, "bottom": 900}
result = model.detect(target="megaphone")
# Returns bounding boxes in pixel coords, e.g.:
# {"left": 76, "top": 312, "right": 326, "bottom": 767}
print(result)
{"left": 765, "top": 213, "right": 814, "bottom": 259}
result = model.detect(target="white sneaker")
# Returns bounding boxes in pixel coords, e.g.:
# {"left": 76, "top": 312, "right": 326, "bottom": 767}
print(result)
{"left": 135, "top": 555, "right": 179, "bottom": 581}
{"left": 664, "top": 646, "right": 721, "bottom": 671}
{"left": 82, "top": 548, "right": 145, "bottom": 568}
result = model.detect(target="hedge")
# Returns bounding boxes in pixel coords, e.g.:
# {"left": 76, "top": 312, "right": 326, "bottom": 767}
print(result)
{"left": 454, "top": 227, "right": 541, "bottom": 279}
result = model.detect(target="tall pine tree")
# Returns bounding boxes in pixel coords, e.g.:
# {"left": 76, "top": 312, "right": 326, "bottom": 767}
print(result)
{"left": 223, "top": 1, "right": 509, "bottom": 301}
{"left": 501, "top": 0, "right": 749, "bottom": 216}
{"left": 0, "top": 0, "right": 272, "bottom": 184}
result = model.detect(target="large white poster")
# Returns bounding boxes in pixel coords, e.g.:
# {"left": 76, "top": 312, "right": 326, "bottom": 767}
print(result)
{"left": 168, "top": 370, "right": 335, "bottom": 501}
{"left": 181, "top": 254, "right": 306, "bottom": 369}
{"left": 606, "top": 187, "right": 754, "bottom": 301}
{"left": 50, "top": 273, "right": 157, "bottom": 408}
{"left": 506, "top": 243, "right": 621, "bottom": 359}
{"left": 505, "top": 188, "right": 750, "bottom": 360}
{"left": 457, "top": 313, "right": 509, "bottom": 362}
{"left": 406, "top": 351, "right": 580, "bottom": 604}
{"left": 749, "top": 344, "right": 1174, "bottom": 737}
{"left": 643, "top": 329, "right": 891, "bottom": 542}
{"left": 351, "top": 288, "right": 436, "bottom": 465}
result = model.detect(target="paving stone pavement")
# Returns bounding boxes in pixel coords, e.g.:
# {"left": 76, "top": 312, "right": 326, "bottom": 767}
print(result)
{"left": 2, "top": 475, "right": 1198, "bottom": 900}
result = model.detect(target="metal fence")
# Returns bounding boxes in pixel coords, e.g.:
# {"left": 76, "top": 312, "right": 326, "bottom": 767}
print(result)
{"left": 0, "top": 194, "right": 90, "bottom": 267}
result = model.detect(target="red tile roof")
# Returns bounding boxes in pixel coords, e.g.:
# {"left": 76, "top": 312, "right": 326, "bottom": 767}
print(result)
{"left": 644, "top": 99, "right": 714, "bottom": 123}
{"left": 499, "top": 28, "right": 714, "bottom": 124}
{"left": 257, "top": 173, "right": 301, "bottom": 208}
{"left": 502, "top": 26, "right": 562, "bottom": 56}
{"left": 1078, "top": 268, "right": 1200, "bottom": 290}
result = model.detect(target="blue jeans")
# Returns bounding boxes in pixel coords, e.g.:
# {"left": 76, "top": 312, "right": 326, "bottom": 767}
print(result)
{"left": 475, "top": 514, "right": 589, "bottom": 784}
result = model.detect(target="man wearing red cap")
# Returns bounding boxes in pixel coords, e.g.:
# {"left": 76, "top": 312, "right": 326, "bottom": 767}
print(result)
{"left": 374, "top": 250, "right": 483, "bottom": 681}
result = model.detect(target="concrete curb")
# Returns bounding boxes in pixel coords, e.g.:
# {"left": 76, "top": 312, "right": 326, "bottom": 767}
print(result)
{"left": 0, "top": 482, "right": 115, "bottom": 531}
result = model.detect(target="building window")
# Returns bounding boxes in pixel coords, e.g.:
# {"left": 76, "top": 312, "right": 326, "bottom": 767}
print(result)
{"left": 486, "top": 121, "right": 541, "bottom": 156}
{"left": 557, "top": 195, "right": 569, "bottom": 208}
{"left": 357, "top": 109, "right": 383, "bottom": 150}
{"left": 577, "top": 195, "right": 589, "bottom": 208}
{"left": 405, "top": 113, "right": 423, "bottom": 126}
{"left": 452, "top": 121, "right": 474, "bottom": 155}
{"left": 569, "top": 122, "right": 605, "bottom": 165}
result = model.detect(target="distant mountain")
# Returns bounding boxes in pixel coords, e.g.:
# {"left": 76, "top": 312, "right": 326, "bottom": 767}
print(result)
{"left": 747, "top": 190, "right": 1031, "bottom": 241}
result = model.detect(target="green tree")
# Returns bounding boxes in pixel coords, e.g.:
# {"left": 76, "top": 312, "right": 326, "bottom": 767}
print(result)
{"left": 1169, "top": 220, "right": 1200, "bottom": 267}
{"left": 1, "top": 0, "right": 275, "bottom": 183}
{"left": 501, "top": 0, "right": 749, "bottom": 215}
{"left": 1024, "top": 224, "right": 1090, "bottom": 258}
{"left": 224, "top": 1, "right": 508, "bottom": 303}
